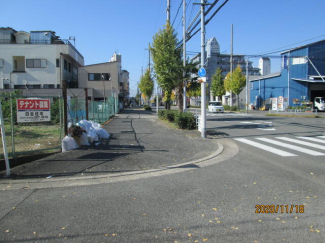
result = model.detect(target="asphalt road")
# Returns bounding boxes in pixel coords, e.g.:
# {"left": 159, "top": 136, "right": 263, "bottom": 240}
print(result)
{"left": 0, "top": 112, "right": 324, "bottom": 242}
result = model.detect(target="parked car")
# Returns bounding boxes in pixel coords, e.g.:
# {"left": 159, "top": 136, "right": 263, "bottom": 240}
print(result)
{"left": 208, "top": 101, "right": 224, "bottom": 113}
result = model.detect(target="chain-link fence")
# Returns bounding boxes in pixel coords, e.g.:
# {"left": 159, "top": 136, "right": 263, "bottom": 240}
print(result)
{"left": 0, "top": 94, "right": 64, "bottom": 160}
{"left": 88, "top": 97, "right": 116, "bottom": 124}
{"left": 0, "top": 92, "right": 119, "bottom": 162}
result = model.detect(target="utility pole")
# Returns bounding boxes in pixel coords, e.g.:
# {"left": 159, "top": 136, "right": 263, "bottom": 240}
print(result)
{"left": 183, "top": 0, "right": 187, "bottom": 112}
{"left": 167, "top": 0, "right": 171, "bottom": 22}
{"left": 230, "top": 24, "right": 233, "bottom": 106}
{"left": 246, "top": 58, "right": 249, "bottom": 113}
{"left": 193, "top": 0, "right": 210, "bottom": 138}
{"left": 145, "top": 43, "right": 151, "bottom": 72}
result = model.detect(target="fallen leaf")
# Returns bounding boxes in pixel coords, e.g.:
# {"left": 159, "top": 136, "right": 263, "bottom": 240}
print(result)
{"left": 316, "top": 229, "right": 320, "bottom": 233}
{"left": 203, "top": 239, "right": 208, "bottom": 242}
{"left": 188, "top": 233, "right": 192, "bottom": 237}
{"left": 258, "top": 220, "right": 263, "bottom": 222}
{"left": 213, "top": 208, "right": 217, "bottom": 211}
{"left": 112, "top": 233, "right": 117, "bottom": 236}
{"left": 276, "top": 218, "right": 281, "bottom": 220}
{"left": 201, "top": 214, "right": 205, "bottom": 217}
{"left": 295, "top": 217, "right": 298, "bottom": 219}
{"left": 281, "top": 221, "right": 286, "bottom": 224}
{"left": 5, "top": 230, "right": 9, "bottom": 233}
{"left": 253, "top": 182, "right": 257, "bottom": 185}
{"left": 33, "top": 232, "right": 37, "bottom": 235}
{"left": 105, "top": 234, "right": 109, "bottom": 236}
{"left": 217, "top": 221, "right": 221, "bottom": 223}
{"left": 12, "top": 207, "right": 16, "bottom": 210}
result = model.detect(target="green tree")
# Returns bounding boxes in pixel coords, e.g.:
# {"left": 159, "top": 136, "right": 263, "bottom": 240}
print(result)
{"left": 224, "top": 65, "right": 246, "bottom": 109}
{"left": 211, "top": 68, "right": 225, "bottom": 101}
{"left": 138, "top": 68, "right": 154, "bottom": 105}
{"left": 150, "top": 21, "right": 180, "bottom": 110}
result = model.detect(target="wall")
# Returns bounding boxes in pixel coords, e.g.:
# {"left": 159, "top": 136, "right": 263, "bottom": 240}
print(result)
{"left": 78, "top": 62, "right": 120, "bottom": 99}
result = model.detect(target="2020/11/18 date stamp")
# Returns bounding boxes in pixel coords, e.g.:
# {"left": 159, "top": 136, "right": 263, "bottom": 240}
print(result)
{"left": 255, "top": 205, "right": 305, "bottom": 214}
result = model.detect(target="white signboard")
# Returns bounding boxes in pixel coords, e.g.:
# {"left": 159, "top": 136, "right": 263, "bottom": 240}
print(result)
{"left": 17, "top": 99, "right": 51, "bottom": 123}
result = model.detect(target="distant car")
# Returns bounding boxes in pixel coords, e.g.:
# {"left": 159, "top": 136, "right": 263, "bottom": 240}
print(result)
{"left": 208, "top": 101, "right": 224, "bottom": 113}
{"left": 151, "top": 103, "right": 156, "bottom": 107}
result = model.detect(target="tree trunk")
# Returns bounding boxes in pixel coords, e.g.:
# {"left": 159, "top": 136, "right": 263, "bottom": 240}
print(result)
{"left": 237, "top": 94, "right": 240, "bottom": 110}
{"left": 178, "top": 82, "right": 183, "bottom": 113}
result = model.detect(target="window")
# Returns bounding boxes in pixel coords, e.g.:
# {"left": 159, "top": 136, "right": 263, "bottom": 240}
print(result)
{"left": 14, "top": 85, "right": 41, "bottom": 89}
{"left": 4, "top": 84, "right": 10, "bottom": 89}
{"left": 43, "top": 84, "right": 55, "bottom": 89}
{"left": 88, "top": 73, "right": 101, "bottom": 81}
{"left": 26, "top": 59, "right": 47, "bottom": 68}
{"left": 102, "top": 73, "right": 110, "bottom": 80}
{"left": 0, "top": 59, "right": 4, "bottom": 68}
{"left": 56, "top": 59, "right": 60, "bottom": 68}
{"left": 68, "top": 62, "right": 71, "bottom": 73}
{"left": 26, "top": 85, "right": 41, "bottom": 89}
{"left": 250, "top": 82, "right": 254, "bottom": 90}
{"left": 64, "top": 59, "right": 67, "bottom": 70}
{"left": 14, "top": 85, "right": 26, "bottom": 89}
{"left": 292, "top": 57, "right": 307, "bottom": 65}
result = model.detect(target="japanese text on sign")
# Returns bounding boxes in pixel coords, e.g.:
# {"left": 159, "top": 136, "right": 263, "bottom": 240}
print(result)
{"left": 17, "top": 99, "right": 51, "bottom": 123}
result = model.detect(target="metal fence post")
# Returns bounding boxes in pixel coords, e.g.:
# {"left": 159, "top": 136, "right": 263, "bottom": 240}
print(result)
{"left": 59, "top": 96, "right": 63, "bottom": 143}
{"left": 9, "top": 95, "right": 15, "bottom": 159}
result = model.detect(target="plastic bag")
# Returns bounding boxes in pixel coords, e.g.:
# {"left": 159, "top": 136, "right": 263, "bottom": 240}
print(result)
{"left": 78, "top": 132, "right": 90, "bottom": 146}
{"left": 62, "top": 136, "right": 79, "bottom": 152}
{"left": 95, "top": 128, "right": 110, "bottom": 139}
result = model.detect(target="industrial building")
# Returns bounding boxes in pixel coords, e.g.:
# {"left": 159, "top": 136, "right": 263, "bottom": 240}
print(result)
{"left": 250, "top": 39, "right": 325, "bottom": 110}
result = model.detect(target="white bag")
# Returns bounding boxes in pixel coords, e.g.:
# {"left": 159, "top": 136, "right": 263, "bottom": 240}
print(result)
{"left": 95, "top": 128, "right": 110, "bottom": 139}
{"left": 78, "top": 132, "right": 90, "bottom": 146}
{"left": 62, "top": 136, "right": 79, "bottom": 152}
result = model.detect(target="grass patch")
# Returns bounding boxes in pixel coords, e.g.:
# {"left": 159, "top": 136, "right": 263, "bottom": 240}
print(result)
{"left": 0, "top": 122, "right": 63, "bottom": 156}
{"left": 266, "top": 114, "right": 324, "bottom": 118}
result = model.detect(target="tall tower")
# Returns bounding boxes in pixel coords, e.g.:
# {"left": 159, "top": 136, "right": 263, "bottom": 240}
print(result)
{"left": 259, "top": 57, "right": 271, "bottom": 75}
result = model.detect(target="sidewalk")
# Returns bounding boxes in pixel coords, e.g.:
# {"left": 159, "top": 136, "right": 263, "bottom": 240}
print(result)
{"left": 0, "top": 109, "right": 218, "bottom": 180}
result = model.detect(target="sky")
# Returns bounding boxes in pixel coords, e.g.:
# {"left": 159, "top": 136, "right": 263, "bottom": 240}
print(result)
{"left": 2, "top": 0, "right": 325, "bottom": 97}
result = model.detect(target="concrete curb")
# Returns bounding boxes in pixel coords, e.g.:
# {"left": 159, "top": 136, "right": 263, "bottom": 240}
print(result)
{"left": 0, "top": 141, "right": 224, "bottom": 189}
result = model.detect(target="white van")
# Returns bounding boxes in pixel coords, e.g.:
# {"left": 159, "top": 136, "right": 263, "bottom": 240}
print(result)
{"left": 208, "top": 101, "right": 224, "bottom": 113}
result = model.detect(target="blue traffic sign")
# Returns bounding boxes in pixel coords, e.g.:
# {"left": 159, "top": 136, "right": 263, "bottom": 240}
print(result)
{"left": 198, "top": 67, "right": 206, "bottom": 77}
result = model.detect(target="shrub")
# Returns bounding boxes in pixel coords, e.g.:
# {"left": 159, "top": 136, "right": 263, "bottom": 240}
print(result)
{"left": 166, "top": 110, "right": 178, "bottom": 122}
{"left": 174, "top": 112, "right": 196, "bottom": 130}
{"left": 223, "top": 105, "right": 237, "bottom": 111}
{"left": 158, "top": 110, "right": 166, "bottom": 118}
{"left": 143, "top": 105, "right": 152, "bottom": 111}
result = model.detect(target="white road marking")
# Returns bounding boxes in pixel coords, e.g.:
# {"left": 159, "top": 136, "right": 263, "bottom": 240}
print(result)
{"left": 240, "top": 122, "right": 253, "bottom": 124}
{"left": 317, "top": 136, "right": 325, "bottom": 139}
{"left": 298, "top": 137, "right": 325, "bottom": 144}
{"left": 234, "top": 138, "right": 297, "bottom": 157}
{"left": 258, "top": 128, "right": 276, "bottom": 131}
{"left": 256, "top": 138, "right": 325, "bottom": 156}
{"left": 276, "top": 137, "right": 325, "bottom": 150}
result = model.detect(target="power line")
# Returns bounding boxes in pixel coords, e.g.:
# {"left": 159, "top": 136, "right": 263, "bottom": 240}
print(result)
{"left": 177, "top": 0, "right": 230, "bottom": 48}
{"left": 172, "top": 0, "right": 183, "bottom": 26}
{"left": 252, "top": 34, "right": 325, "bottom": 56}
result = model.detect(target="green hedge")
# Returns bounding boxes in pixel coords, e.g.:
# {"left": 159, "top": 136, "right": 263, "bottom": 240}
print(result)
{"left": 159, "top": 110, "right": 196, "bottom": 130}
{"left": 223, "top": 105, "right": 238, "bottom": 111}
{"left": 174, "top": 112, "right": 196, "bottom": 130}
{"left": 143, "top": 105, "right": 152, "bottom": 111}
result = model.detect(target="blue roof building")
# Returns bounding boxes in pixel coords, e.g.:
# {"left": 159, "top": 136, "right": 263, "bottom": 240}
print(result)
{"left": 250, "top": 39, "right": 325, "bottom": 109}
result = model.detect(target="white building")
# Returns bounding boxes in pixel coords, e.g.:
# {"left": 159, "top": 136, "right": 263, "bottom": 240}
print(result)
{"left": 259, "top": 57, "right": 271, "bottom": 75}
{"left": 0, "top": 27, "right": 84, "bottom": 95}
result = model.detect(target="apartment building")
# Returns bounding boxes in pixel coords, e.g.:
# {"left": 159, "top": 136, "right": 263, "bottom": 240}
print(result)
{"left": 0, "top": 27, "right": 84, "bottom": 95}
